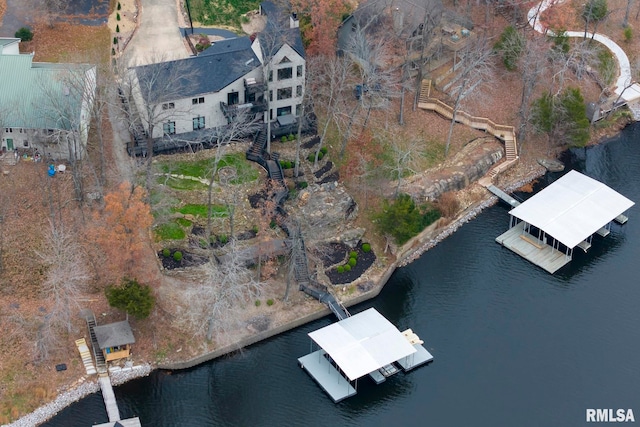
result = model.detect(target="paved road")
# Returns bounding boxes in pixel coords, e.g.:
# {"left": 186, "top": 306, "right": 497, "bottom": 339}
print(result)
{"left": 528, "top": 0, "right": 640, "bottom": 102}
{"left": 125, "top": 0, "right": 189, "bottom": 66}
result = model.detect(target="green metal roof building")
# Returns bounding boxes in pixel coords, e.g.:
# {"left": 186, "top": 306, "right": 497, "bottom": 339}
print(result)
{"left": 0, "top": 38, "right": 96, "bottom": 160}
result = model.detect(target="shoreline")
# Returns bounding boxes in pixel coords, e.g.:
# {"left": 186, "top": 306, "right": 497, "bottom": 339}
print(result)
{"left": 8, "top": 164, "right": 547, "bottom": 427}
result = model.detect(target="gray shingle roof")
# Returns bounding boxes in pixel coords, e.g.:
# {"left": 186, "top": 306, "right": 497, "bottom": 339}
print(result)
{"left": 94, "top": 320, "right": 136, "bottom": 349}
{"left": 259, "top": 1, "right": 306, "bottom": 59}
{"left": 199, "top": 36, "right": 252, "bottom": 57}
{"left": 133, "top": 47, "right": 260, "bottom": 103}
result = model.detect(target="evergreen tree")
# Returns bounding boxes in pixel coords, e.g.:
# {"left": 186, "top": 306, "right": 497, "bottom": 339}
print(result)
{"left": 106, "top": 278, "right": 155, "bottom": 320}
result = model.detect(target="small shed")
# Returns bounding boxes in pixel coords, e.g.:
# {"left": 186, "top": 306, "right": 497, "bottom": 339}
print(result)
{"left": 93, "top": 320, "right": 136, "bottom": 362}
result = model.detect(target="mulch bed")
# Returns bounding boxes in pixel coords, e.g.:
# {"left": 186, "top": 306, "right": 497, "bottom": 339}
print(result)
{"left": 301, "top": 136, "right": 320, "bottom": 149}
{"left": 314, "top": 161, "right": 333, "bottom": 178}
{"left": 158, "top": 249, "right": 208, "bottom": 270}
{"left": 317, "top": 171, "right": 340, "bottom": 184}
{"left": 324, "top": 242, "right": 376, "bottom": 285}
{"left": 313, "top": 242, "right": 351, "bottom": 266}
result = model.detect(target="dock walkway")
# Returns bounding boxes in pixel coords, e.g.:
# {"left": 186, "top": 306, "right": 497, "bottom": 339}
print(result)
{"left": 98, "top": 375, "right": 120, "bottom": 422}
{"left": 485, "top": 184, "right": 521, "bottom": 207}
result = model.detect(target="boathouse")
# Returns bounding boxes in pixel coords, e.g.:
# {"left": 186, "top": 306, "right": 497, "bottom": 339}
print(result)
{"left": 298, "top": 308, "right": 433, "bottom": 402}
{"left": 496, "top": 170, "right": 634, "bottom": 273}
{"left": 93, "top": 320, "right": 136, "bottom": 362}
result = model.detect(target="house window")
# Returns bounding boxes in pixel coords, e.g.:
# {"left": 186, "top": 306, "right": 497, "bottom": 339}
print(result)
{"left": 268, "top": 70, "right": 273, "bottom": 82}
{"left": 192, "top": 97, "right": 205, "bottom": 105}
{"left": 295, "top": 104, "right": 302, "bottom": 116}
{"left": 297, "top": 65, "right": 303, "bottom": 77}
{"left": 280, "top": 56, "right": 291, "bottom": 64}
{"left": 277, "top": 87, "right": 292, "bottom": 100}
{"left": 193, "top": 116, "right": 205, "bottom": 130}
{"left": 228, "top": 92, "right": 239, "bottom": 106}
{"left": 270, "top": 109, "right": 273, "bottom": 120}
{"left": 296, "top": 85, "right": 302, "bottom": 97}
{"left": 162, "top": 102, "right": 175, "bottom": 110}
{"left": 269, "top": 90, "right": 273, "bottom": 102}
{"left": 277, "top": 67, "right": 292, "bottom": 80}
{"left": 277, "top": 106, "right": 292, "bottom": 116}
{"left": 23, "top": 141, "right": 29, "bottom": 147}
{"left": 163, "top": 121, "right": 176, "bottom": 135}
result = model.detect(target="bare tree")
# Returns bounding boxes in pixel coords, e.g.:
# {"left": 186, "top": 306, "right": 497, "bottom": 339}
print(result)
{"left": 444, "top": 38, "right": 495, "bottom": 156}
{"left": 35, "top": 221, "right": 89, "bottom": 334}
{"left": 176, "top": 238, "right": 265, "bottom": 342}
{"left": 517, "top": 36, "right": 548, "bottom": 144}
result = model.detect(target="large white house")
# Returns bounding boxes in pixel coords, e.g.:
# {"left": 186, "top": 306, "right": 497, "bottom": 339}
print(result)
{"left": 0, "top": 37, "right": 96, "bottom": 160}
{"left": 128, "top": 1, "right": 305, "bottom": 142}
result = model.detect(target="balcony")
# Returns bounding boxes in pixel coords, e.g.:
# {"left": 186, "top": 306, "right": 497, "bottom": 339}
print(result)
{"left": 244, "top": 77, "right": 267, "bottom": 95}
{"left": 220, "top": 100, "right": 267, "bottom": 121}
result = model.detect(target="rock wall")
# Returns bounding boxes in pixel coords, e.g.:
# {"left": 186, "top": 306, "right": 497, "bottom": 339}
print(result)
{"left": 402, "top": 138, "right": 503, "bottom": 201}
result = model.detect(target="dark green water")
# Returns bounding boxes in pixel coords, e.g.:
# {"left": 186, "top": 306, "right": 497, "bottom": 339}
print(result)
{"left": 43, "top": 124, "right": 640, "bottom": 427}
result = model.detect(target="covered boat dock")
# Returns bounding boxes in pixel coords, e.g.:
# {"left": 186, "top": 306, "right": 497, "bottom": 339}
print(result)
{"left": 496, "top": 170, "right": 634, "bottom": 273}
{"left": 298, "top": 308, "right": 433, "bottom": 402}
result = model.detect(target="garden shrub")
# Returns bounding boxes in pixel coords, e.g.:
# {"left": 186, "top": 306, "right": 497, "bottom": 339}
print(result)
{"left": 298, "top": 181, "right": 308, "bottom": 189}
{"left": 281, "top": 136, "right": 288, "bottom": 142}
{"left": 349, "top": 251, "right": 358, "bottom": 259}
{"left": 15, "top": 27, "right": 33, "bottom": 42}
{"left": 162, "top": 248, "right": 170, "bottom": 258}
{"left": 267, "top": 299, "right": 275, "bottom": 306}
{"left": 111, "top": 48, "right": 116, "bottom": 56}
{"left": 269, "top": 219, "right": 277, "bottom": 229}
{"left": 307, "top": 153, "right": 315, "bottom": 162}
{"left": 337, "top": 265, "right": 345, "bottom": 273}
{"left": 255, "top": 299, "right": 261, "bottom": 307}
{"left": 117, "top": 13, "right": 121, "bottom": 21}
{"left": 348, "top": 257, "right": 357, "bottom": 267}
{"left": 117, "top": 2, "right": 121, "bottom": 10}
{"left": 320, "top": 146, "right": 328, "bottom": 155}
{"left": 113, "top": 36, "right": 118, "bottom": 44}
{"left": 373, "top": 193, "right": 441, "bottom": 245}
{"left": 288, "top": 134, "right": 295, "bottom": 141}
{"left": 116, "top": 24, "right": 120, "bottom": 32}
{"left": 173, "top": 251, "right": 183, "bottom": 262}
{"left": 624, "top": 27, "right": 633, "bottom": 42}
{"left": 343, "top": 264, "right": 351, "bottom": 272}
{"left": 218, "top": 234, "right": 228, "bottom": 244}
{"left": 318, "top": 151, "right": 324, "bottom": 160}
{"left": 493, "top": 26, "right": 524, "bottom": 71}
{"left": 362, "top": 243, "right": 371, "bottom": 253}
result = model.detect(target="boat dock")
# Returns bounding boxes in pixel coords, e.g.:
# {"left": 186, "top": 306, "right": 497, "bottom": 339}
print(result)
{"left": 298, "top": 308, "right": 434, "bottom": 403}
{"left": 496, "top": 222, "right": 571, "bottom": 274}
{"left": 94, "top": 374, "right": 142, "bottom": 427}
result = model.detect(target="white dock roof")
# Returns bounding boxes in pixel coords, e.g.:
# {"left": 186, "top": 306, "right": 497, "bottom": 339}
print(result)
{"left": 308, "top": 308, "right": 416, "bottom": 381}
{"left": 509, "top": 170, "right": 634, "bottom": 249}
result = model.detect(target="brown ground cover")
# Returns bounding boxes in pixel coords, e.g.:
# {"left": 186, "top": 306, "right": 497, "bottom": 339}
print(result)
{"left": 0, "top": 0, "right": 6, "bottom": 24}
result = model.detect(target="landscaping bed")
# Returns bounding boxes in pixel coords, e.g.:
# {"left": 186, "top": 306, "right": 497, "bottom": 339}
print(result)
{"left": 324, "top": 242, "right": 376, "bottom": 285}
{"left": 158, "top": 249, "right": 208, "bottom": 270}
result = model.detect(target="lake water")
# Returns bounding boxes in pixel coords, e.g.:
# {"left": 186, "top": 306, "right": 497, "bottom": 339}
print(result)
{"left": 43, "top": 124, "right": 640, "bottom": 427}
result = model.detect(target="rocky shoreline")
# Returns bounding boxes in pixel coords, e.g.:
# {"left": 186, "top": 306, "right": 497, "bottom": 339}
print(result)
{"left": 7, "top": 167, "right": 546, "bottom": 427}
{"left": 6, "top": 365, "right": 152, "bottom": 427}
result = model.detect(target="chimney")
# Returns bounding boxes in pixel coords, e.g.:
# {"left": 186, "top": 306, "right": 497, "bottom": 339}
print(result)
{"left": 290, "top": 13, "right": 299, "bottom": 29}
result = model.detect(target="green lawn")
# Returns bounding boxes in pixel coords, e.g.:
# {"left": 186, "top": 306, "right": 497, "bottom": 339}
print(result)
{"left": 155, "top": 222, "right": 187, "bottom": 241}
{"left": 188, "top": 0, "right": 260, "bottom": 29}
{"left": 174, "top": 203, "right": 228, "bottom": 217}
{"left": 158, "top": 153, "right": 259, "bottom": 186}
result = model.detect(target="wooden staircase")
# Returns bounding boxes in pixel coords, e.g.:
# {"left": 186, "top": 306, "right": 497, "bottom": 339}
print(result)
{"left": 86, "top": 314, "right": 107, "bottom": 375}
{"left": 418, "top": 79, "right": 519, "bottom": 182}
{"left": 75, "top": 338, "right": 97, "bottom": 376}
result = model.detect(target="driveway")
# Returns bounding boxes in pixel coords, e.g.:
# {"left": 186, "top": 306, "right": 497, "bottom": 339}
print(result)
{"left": 125, "top": 0, "right": 189, "bottom": 66}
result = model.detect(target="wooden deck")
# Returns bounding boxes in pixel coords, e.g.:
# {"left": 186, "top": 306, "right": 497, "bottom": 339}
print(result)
{"left": 75, "top": 338, "right": 96, "bottom": 376}
{"left": 496, "top": 222, "right": 571, "bottom": 274}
